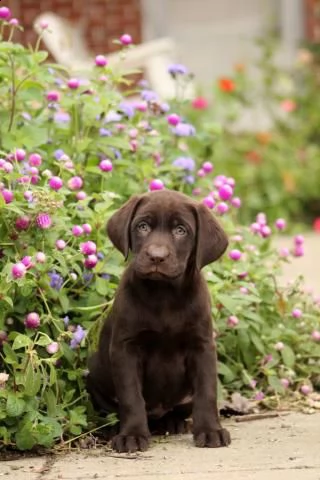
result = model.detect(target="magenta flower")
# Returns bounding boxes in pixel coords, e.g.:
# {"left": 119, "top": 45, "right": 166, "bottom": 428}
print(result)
{"left": 84, "top": 254, "right": 98, "bottom": 269}
{"left": 149, "top": 179, "right": 164, "bottom": 191}
{"left": 120, "top": 33, "right": 132, "bottom": 45}
{"left": 21, "top": 256, "right": 33, "bottom": 269}
{"left": 67, "top": 176, "right": 83, "bottom": 190}
{"left": 197, "top": 169, "right": 205, "bottom": 177}
{"left": 254, "top": 391, "right": 265, "bottom": 401}
{"left": 202, "top": 161, "right": 213, "bottom": 173}
{"left": 46, "top": 90, "right": 60, "bottom": 102}
{"left": 36, "top": 213, "right": 52, "bottom": 229}
{"left": 229, "top": 249, "right": 242, "bottom": 261}
{"left": 0, "top": 6, "right": 11, "bottom": 19}
{"left": 218, "top": 184, "right": 233, "bottom": 201}
{"left": 202, "top": 196, "right": 215, "bottom": 209}
{"left": 1, "top": 189, "right": 13, "bottom": 204}
{"left": 260, "top": 225, "right": 272, "bottom": 238}
{"left": 99, "top": 159, "right": 113, "bottom": 172}
{"left": 216, "top": 202, "right": 229, "bottom": 214}
{"left": 67, "top": 78, "right": 80, "bottom": 89}
{"left": 56, "top": 239, "right": 66, "bottom": 250}
{"left": 24, "top": 312, "right": 40, "bottom": 329}
{"left": 279, "top": 247, "right": 290, "bottom": 258}
{"left": 72, "top": 225, "right": 84, "bottom": 237}
{"left": 82, "top": 223, "right": 92, "bottom": 234}
{"left": 3, "top": 161, "right": 13, "bottom": 173}
{"left": 11, "top": 262, "right": 27, "bottom": 279}
{"left": 280, "top": 378, "right": 290, "bottom": 388}
{"left": 227, "top": 315, "right": 239, "bottom": 327}
{"left": 293, "top": 245, "right": 304, "bottom": 257}
{"left": 294, "top": 235, "right": 304, "bottom": 245}
{"left": 231, "top": 197, "right": 241, "bottom": 208}
{"left": 167, "top": 113, "right": 180, "bottom": 126}
{"left": 292, "top": 308, "right": 302, "bottom": 318}
{"left": 14, "top": 148, "right": 26, "bottom": 161}
{"left": 49, "top": 176, "right": 63, "bottom": 190}
{"left": 95, "top": 55, "right": 108, "bottom": 67}
{"left": 300, "top": 384, "right": 312, "bottom": 395}
{"left": 275, "top": 218, "right": 286, "bottom": 230}
{"left": 311, "top": 330, "right": 320, "bottom": 341}
{"left": 76, "top": 191, "right": 87, "bottom": 200}
{"left": 15, "top": 216, "right": 30, "bottom": 231}
{"left": 9, "top": 18, "right": 19, "bottom": 26}
{"left": 80, "top": 241, "right": 97, "bottom": 255}
{"left": 28, "top": 153, "right": 42, "bottom": 166}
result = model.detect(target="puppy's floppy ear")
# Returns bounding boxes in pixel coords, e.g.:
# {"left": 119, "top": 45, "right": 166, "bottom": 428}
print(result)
{"left": 107, "top": 195, "right": 143, "bottom": 258}
{"left": 194, "top": 203, "right": 228, "bottom": 269}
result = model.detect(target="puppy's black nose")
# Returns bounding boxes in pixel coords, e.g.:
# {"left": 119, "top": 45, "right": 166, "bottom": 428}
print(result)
{"left": 147, "top": 245, "right": 169, "bottom": 264}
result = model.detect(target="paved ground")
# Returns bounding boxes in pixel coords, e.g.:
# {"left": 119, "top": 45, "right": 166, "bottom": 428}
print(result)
{"left": 1, "top": 233, "right": 319, "bottom": 480}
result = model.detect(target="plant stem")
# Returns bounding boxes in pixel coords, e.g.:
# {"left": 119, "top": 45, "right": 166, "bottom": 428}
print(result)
{"left": 7, "top": 54, "right": 16, "bottom": 132}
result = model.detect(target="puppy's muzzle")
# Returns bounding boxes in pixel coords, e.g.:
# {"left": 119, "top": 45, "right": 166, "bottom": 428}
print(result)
{"left": 146, "top": 245, "right": 170, "bottom": 265}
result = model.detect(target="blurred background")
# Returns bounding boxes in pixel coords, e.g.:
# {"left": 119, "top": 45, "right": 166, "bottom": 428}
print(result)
{"left": 4, "top": 0, "right": 318, "bottom": 84}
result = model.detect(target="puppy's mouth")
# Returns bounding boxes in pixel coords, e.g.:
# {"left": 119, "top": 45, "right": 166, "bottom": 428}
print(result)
{"left": 135, "top": 265, "right": 182, "bottom": 281}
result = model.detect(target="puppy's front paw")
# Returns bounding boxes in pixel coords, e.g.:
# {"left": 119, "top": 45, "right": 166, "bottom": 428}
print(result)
{"left": 111, "top": 434, "right": 149, "bottom": 453}
{"left": 194, "top": 428, "right": 231, "bottom": 448}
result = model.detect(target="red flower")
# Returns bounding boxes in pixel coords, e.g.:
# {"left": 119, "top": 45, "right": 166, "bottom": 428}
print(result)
{"left": 218, "top": 78, "right": 235, "bottom": 93}
{"left": 245, "top": 151, "right": 262, "bottom": 165}
{"left": 313, "top": 217, "right": 320, "bottom": 233}
{"left": 191, "top": 96, "right": 208, "bottom": 110}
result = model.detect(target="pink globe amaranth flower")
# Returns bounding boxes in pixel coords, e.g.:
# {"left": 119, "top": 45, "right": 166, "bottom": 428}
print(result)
{"left": 218, "top": 184, "right": 233, "bottom": 201}
{"left": 300, "top": 384, "right": 312, "bottom": 395}
{"left": 99, "top": 159, "right": 113, "bottom": 172}
{"left": 0, "top": 6, "right": 11, "bottom": 19}
{"left": 9, "top": 18, "right": 19, "bottom": 26}
{"left": 279, "top": 247, "right": 290, "bottom": 258}
{"left": 21, "top": 256, "right": 32, "bottom": 268}
{"left": 82, "top": 223, "right": 92, "bottom": 234}
{"left": 202, "top": 161, "right": 213, "bottom": 173}
{"left": 237, "top": 271, "right": 248, "bottom": 279}
{"left": 275, "top": 218, "right": 286, "bottom": 230}
{"left": 120, "top": 33, "right": 132, "bottom": 45}
{"left": 292, "top": 308, "right": 302, "bottom": 318}
{"left": 49, "top": 176, "right": 63, "bottom": 190}
{"left": 229, "top": 249, "right": 242, "bottom": 261}
{"left": 76, "top": 191, "right": 87, "bottom": 201}
{"left": 294, "top": 234, "right": 304, "bottom": 245}
{"left": 226, "top": 177, "right": 236, "bottom": 187}
{"left": 84, "top": 254, "right": 98, "bottom": 269}
{"left": 14, "top": 148, "right": 26, "bottom": 161}
{"left": 72, "top": 225, "right": 84, "bottom": 237}
{"left": 227, "top": 315, "right": 239, "bottom": 327}
{"left": 311, "top": 330, "right": 320, "bottom": 341}
{"left": 260, "top": 225, "right": 272, "bottom": 238}
{"left": 46, "top": 342, "right": 59, "bottom": 354}
{"left": 67, "top": 176, "right": 83, "bottom": 190}
{"left": 192, "top": 187, "right": 201, "bottom": 196}
{"left": 36, "top": 213, "right": 52, "bottom": 229}
{"left": 35, "top": 251, "right": 46, "bottom": 263}
{"left": 95, "top": 54, "right": 108, "bottom": 67}
{"left": 67, "top": 78, "right": 80, "bottom": 89}
{"left": 15, "top": 216, "right": 30, "bottom": 231}
{"left": 274, "top": 341, "right": 284, "bottom": 351}
{"left": 80, "top": 241, "right": 97, "bottom": 255}
{"left": 129, "top": 128, "right": 138, "bottom": 139}
{"left": 11, "top": 262, "right": 27, "bottom": 279}
{"left": 167, "top": 113, "right": 180, "bottom": 126}
{"left": 46, "top": 90, "right": 60, "bottom": 102}
{"left": 216, "top": 202, "right": 229, "bottom": 215}
{"left": 249, "top": 379, "right": 257, "bottom": 389}
{"left": 254, "top": 391, "right": 265, "bottom": 401}
{"left": 135, "top": 101, "right": 148, "bottom": 112}
{"left": 213, "top": 175, "right": 227, "bottom": 188}
{"left": 250, "top": 222, "right": 261, "bottom": 234}
{"left": 231, "top": 197, "right": 241, "bottom": 208}
{"left": 202, "top": 196, "right": 215, "bottom": 209}
{"left": 24, "top": 190, "right": 33, "bottom": 201}
{"left": 130, "top": 139, "right": 138, "bottom": 152}
{"left": 24, "top": 312, "right": 40, "bottom": 329}
{"left": 239, "top": 286, "right": 248, "bottom": 294}
{"left": 56, "top": 239, "right": 66, "bottom": 250}
{"left": 197, "top": 168, "right": 205, "bottom": 177}
{"left": 64, "top": 160, "right": 74, "bottom": 170}
{"left": 31, "top": 175, "right": 40, "bottom": 185}
{"left": 293, "top": 245, "right": 304, "bottom": 257}
{"left": 39, "top": 20, "right": 49, "bottom": 29}
{"left": 3, "top": 161, "right": 13, "bottom": 173}
{"left": 280, "top": 378, "right": 290, "bottom": 388}
{"left": 149, "top": 179, "right": 164, "bottom": 191}
{"left": 231, "top": 234, "right": 243, "bottom": 242}
{"left": 1, "top": 189, "right": 13, "bottom": 204}
{"left": 192, "top": 96, "right": 208, "bottom": 110}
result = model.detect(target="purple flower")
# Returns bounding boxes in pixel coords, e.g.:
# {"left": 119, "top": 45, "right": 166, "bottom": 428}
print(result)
{"left": 141, "top": 90, "right": 159, "bottom": 102}
{"left": 118, "top": 101, "right": 135, "bottom": 118}
{"left": 70, "top": 325, "right": 86, "bottom": 348}
{"left": 168, "top": 63, "right": 188, "bottom": 76}
{"left": 171, "top": 123, "right": 196, "bottom": 137}
{"left": 36, "top": 213, "right": 52, "bottom": 229}
{"left": 48, "top": 271, "right": 63, "bottom": 290}
{"left": 83, "top": 272, "right": 94, "bottom": 284}
{"left": 63, "top": 316, "right": 70, "bottom": 327}
{"left": 100, "top": 273, "right": 110, "bottom": 280}
{"left": 172, "top": 156, "right": 195, "bottom": 171}
{"left": 0, "top": 7, "right": 11, "bottom": 19}
{"left": 99, "top": 128, "right": 112, "bottom": 137}
{"left": 54, "top": 149, "right": 65, "bottom": 160}
{"left": 184, "top": 175, "right": 195, "bottom": 184}
{"left": 54, "top": 112, "right": 71, "bottom": 123}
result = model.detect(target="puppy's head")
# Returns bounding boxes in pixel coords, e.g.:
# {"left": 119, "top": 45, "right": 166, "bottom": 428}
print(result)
{"left": 107, "top": 190, "right": 228, "bottom": 281}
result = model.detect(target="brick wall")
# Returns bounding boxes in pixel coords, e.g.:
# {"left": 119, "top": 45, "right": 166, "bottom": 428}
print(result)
{"left": 5, "top": 0, "right": 142, "bottom": 54}
{"left": 305, "top": 0, "right": 320, "bottom": 41}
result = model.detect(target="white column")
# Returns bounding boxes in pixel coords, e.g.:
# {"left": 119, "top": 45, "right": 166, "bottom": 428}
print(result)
{"left": 140, "top": 0, "right": 169, "bottom": 41}
{"left": 280, "top": 0, "right": 304, "bottom": 59}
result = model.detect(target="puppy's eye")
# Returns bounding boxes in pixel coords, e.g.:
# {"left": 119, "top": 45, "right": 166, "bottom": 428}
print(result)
{"left": 137, "top": 221, "right": 151, "bottom": 233}
{"left": 174, "top": 225, "right": 187, "bottom": 236}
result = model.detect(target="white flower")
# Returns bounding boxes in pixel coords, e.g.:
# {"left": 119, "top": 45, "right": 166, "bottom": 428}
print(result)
{"left": 0, "top": 372, "right": 9, "bottom": 385}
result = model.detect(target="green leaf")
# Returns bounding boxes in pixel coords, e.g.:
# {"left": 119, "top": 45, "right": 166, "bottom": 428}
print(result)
{"left": 15, "top": 422, "right": 37, "bottom": 450}
{"left": 59, "top": 292, "right": 70, "bottom": 313}
{"left": 6, "top": 392, "right": 26, "bottom": 417}
{"left": 95, "top": 276, "right": 109, "bottom": 296}
{"left": 99, "top": 136, "right": 131, "bottom": 150}
{"left": 2, "top": 342, "right": 18, "bottom": 365}
{"left": 49, "top": 364, "right": 57, "bottom": 386}
{"left": 24, "top": 362, "right": 41, "bottom": 397}
{"left": 217, "top": 362, "right": 236, "bottom": 382}
{"left": 35, "top": 334, "right": 52, "bottom": 346}
{"left": 43, "top": 389, "right": 57, "bottom": 417}
{"left": 12, "top": 334, "right": 32, "bottom": 350}
{"left": 268, "top": 375, "right": 285, "bottom": 394}
{"left": 281, "top": 345, "right": 295, "bottom": 368}
{"left": 216, "top": 294, "right": 239, "bottom": 314}
{"left": 250, "top": 332, "right": 265, "bottom": 354}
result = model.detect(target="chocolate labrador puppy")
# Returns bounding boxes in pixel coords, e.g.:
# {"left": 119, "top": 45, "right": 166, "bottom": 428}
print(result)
{"left": 87, "top": 189, "right": 231, "bottom": 452}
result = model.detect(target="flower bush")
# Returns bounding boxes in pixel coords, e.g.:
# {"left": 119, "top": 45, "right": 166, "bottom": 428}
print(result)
{"left": 0, "top": 11, "right": 320, "bottom": 451}
{"left": 181, "top": 36, "right": 320, "bottom": 226}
